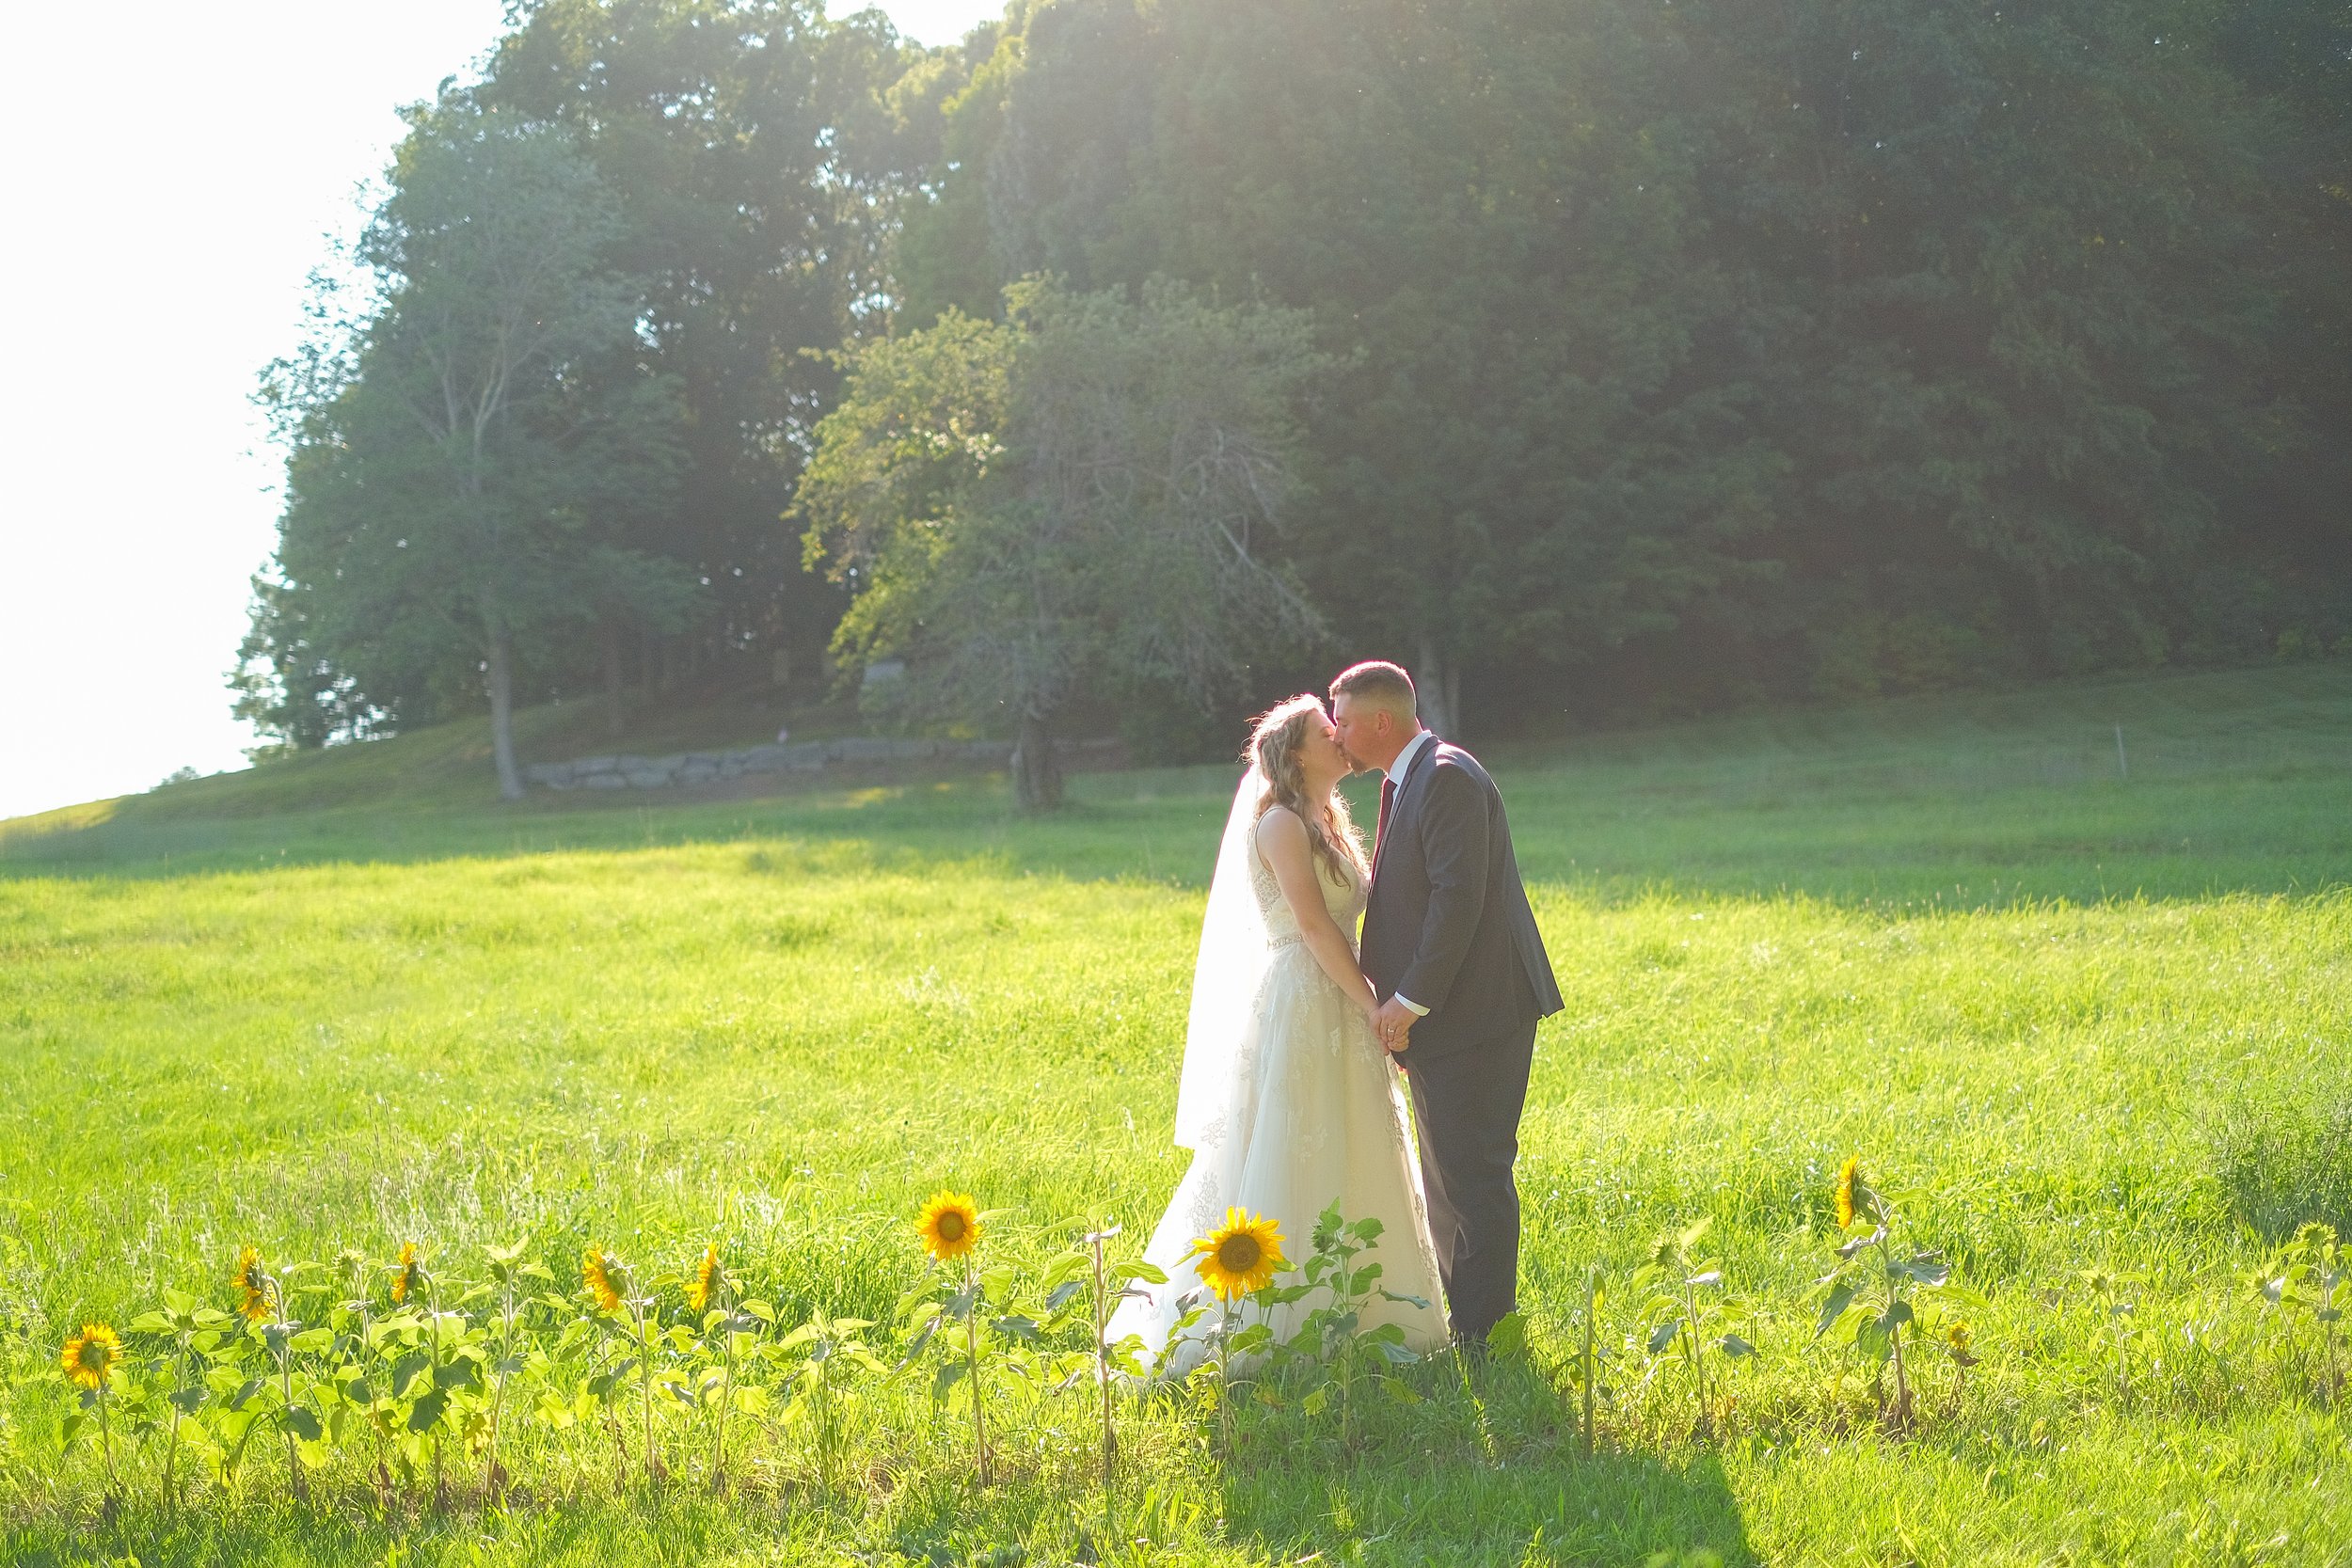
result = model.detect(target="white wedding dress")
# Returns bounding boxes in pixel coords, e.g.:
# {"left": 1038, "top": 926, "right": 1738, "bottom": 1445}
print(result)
{"left": 1109, "top": 772, "right": 1450, "bottom": 1375}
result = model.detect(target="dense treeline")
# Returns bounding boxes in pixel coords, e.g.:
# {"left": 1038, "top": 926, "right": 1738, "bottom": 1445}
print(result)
{"left": 241, "top": 0, "right": 2351, "bottom": 781}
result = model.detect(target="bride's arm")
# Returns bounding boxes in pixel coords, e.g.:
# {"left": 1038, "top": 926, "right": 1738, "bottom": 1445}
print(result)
{"left": 1257, "top": 808, "right": 1381, "bottom": 1023}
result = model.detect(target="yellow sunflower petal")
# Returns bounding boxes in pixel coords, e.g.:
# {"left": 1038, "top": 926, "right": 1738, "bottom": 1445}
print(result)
{"left": 917, "top": 1191, "right": 982, "bottom": 1262}
{"left": 60, "top": 1323, "right": 120, "bottom": 1391}
{"left": 689, "top": 1244, "right": 723, "bottom": 1312}
{"left": 1193, "top": 1209, "right": 1286, "bottom": 1302}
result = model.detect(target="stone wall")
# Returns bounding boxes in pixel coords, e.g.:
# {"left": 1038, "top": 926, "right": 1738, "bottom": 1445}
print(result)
{"left": 523, "top": 736, "right": 1118, "bottom": 792}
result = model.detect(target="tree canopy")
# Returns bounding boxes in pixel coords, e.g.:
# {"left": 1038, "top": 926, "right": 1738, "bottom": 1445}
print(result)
{"left": 243, "top": 0, "right": 2352, "bottom": 776}
{"left": 799, "top": 278, "right": 1328, "bottom": 803}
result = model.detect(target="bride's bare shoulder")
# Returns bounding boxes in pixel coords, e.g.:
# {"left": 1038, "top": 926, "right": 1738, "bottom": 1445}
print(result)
{"left": 1254, "top": 804, "right": 1311, "bottom": 865}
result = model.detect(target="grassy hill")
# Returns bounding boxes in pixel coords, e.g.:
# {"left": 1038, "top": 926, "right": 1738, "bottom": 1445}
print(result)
{"left": 3, "top": 662, "right": 2350, "bottom": 1566}
{"left": 8, "top": 662, "right": 2348, "bottom": 902}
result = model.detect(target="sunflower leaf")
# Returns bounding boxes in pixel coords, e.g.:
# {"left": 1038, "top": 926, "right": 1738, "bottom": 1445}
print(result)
{"left": 1815, "top": 1282, "right": 1859, "bottom": 1338}
{"left": 389, "top": 1352, "right": 431, "bottom": 1401}
{"left": 1111, "top": 1260, "right": 1168, "bottom": 1287}
{"left": 1902, "top": 1253, "right": 1952, "bottom": 1288}
{"left": 405, "top": 1388, "right": 449, "bottom": 1433}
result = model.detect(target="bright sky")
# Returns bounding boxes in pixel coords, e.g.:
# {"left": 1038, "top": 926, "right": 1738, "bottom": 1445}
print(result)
{"left": 0, "top": 1, "right": 996, "bottom": 823}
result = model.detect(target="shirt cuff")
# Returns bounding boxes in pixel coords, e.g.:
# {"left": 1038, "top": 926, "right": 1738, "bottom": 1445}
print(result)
{"left": 1394, "top": 994, "right": 1429, "bottom": 1017}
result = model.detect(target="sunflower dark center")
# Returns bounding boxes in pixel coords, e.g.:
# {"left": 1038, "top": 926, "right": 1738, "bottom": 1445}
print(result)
{"left": 938, "top": 1212, "right": 968, "bottom": 1242}
{"left": 1217, "top": 1234, "right": 1262, "bottom": 1273}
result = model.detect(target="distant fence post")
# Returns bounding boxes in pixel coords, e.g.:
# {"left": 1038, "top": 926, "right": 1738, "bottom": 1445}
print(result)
{"left": 2114, "top": 724, "right": 2128, "bottom": 780}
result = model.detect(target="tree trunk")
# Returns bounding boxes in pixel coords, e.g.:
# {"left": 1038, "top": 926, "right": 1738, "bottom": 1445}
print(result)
{"left": 599, "top": 616, "right": 628, "bottom": 739}
{"left": 1009, "top": 711, "right": 1063, "bottom": 811}
{"left": 1416, "top": 636, "right": 1463, "bottom": 741}
{"left": 486, "top": 629, "right": 525, "bottom": 800}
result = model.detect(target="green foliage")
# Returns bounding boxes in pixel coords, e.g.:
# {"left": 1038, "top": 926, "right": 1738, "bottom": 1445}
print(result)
{"left": 908, "top": 0, "right": 2352, "bottom": 724}
{"left": 257, "top": 103, "right": 696, "bottom": 797}
{"left": 2251, "top": 1223, "right": 2349, "bottom": 1406}
{"left": 1633, "top": 1220, "right": 1756, "bottom": 1436}
{"left": 472, "top": 0, "right": 933, "bottom": 696}
{"left": 1813, "top": 1163, "right": 1979, "bottom": 1431}
{"left": 1236, "top": 1205, "right": 1429, "bottom": 1450}
{"left": 2209, "top": 1067, "right": 2352, "bottom": 1243}
{"left": 799, "top": 277, "right": 1328, "bottom": 805}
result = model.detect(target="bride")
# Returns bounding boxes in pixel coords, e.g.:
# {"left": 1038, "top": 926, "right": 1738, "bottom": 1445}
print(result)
{"left": 1109, "top": 694, "right": 1449, "bottom": 1374}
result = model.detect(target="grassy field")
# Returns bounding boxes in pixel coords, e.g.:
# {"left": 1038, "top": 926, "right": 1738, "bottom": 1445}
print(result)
{"left": 3, "top": 663, "right": 2350, "bottom": 1565}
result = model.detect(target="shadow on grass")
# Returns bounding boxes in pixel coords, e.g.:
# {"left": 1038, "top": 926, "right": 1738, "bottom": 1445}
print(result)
{"left": 1215, "top": 1355, "right": 1754, "bottom": 1567}
{"left": 8, "top": 661, "right": 2352, "bottom": 908}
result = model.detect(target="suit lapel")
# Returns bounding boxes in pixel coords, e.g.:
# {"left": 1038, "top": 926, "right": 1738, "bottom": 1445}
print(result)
{"left": 1371, "top": 736, "right": 1441, "bottom": 880}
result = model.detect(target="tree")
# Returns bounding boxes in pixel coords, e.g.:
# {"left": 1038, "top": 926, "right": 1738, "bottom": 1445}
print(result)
{"left": 799, "top": 278, "right": 1328, "bottom": 807}
{"left": 900, "top": 0, "right": 2352, "bottom": 721}
{"left": 260, "top": 105, "right": 691, "bottom": 797}
{"left": 473, "top": 0, "right": 941, "bottom": 710}
{"left": 226, "top": 575, "right": 387, "bottom": 754}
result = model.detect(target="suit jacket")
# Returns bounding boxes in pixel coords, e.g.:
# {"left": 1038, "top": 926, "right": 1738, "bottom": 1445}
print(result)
{"left": 1360, "top": 738, "right": 1564, "bottom": 1061}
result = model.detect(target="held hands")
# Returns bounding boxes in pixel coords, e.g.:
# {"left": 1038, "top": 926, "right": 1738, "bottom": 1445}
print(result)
{"left": 1372, "top": 995, "right": 1419, "bottom": 1054}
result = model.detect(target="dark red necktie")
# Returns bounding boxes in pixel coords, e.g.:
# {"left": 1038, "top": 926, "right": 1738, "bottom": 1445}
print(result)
{"left": 1375, "top": 776, "right": 1397, "bottom": 858}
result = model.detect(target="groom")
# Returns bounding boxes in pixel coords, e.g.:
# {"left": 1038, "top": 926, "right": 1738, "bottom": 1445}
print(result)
{"left": 1330, "top": 660, "right": 1564, "bottom": 1350}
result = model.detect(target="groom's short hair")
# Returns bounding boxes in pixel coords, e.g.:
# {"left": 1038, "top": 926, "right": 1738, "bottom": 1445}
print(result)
{"left": 1330, "top": 660, "right": 1417, "bottom": 719}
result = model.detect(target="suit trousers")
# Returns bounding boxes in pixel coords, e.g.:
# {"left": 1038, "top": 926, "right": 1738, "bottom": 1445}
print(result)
{"left": 1402, "top": 1020, "right": 1538, "bottom": 1342}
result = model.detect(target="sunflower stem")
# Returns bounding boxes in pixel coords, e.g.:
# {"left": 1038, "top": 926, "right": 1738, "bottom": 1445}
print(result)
{"left": 279, "top": 1288, "right": 307, "bottom": 1505}
{"left": 712, "top": 1279, "right": 737, "bottom": 1494}
{"left": 714, "top": 1336, "right": 735, "bottom": 1492}
{"left": 1581, "top": 1264, "right": 1599, "bottom": 1456}
{"left": 486, "top": 1275, "right": 515, "bottom": 1503}
{"left": 160, "top": 1401, "right": 178, "bottom": 1513}
{"left": 1089, "top": 1227, "right": 1116, "bottom": 1546}
{"left": 97, "top": 1384, "right": 116, "bottom": 1490}
{"left": 965, "top": 1259, "right": 989, "bottom": 1489}
{"left": 635, "top": 1299, "right": 660, "bottom": 1484}
{"left": 427, "top": 1284, "right": 445, "bottom": 1511}
{"left": 1218, "top": 1300, "right": 1237, "bottom": 1465}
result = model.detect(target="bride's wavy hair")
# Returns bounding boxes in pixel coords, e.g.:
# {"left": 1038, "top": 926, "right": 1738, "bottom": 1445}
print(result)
{"left": 1248, "top": 694, "right": 1369, "bottom": 884}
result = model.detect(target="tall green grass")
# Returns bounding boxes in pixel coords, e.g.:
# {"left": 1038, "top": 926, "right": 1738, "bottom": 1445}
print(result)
{"left": 2, "top": 663, "right": 2349, "bottom": 1565}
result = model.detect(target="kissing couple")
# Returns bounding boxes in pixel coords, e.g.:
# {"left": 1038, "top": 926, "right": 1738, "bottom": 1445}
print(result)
{"left": 1110, "top": 661, "right": 1564, "bottom": 1370}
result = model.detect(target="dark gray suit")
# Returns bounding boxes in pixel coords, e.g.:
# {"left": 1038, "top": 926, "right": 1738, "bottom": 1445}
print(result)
{"left": 1359, "top": 736, "right": 1563, "bottom": 1340}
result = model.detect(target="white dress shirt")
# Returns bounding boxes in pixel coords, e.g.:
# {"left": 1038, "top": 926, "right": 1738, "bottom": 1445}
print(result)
{"left": 1382, "top": 728, "right": 1438, "bottom": 1016}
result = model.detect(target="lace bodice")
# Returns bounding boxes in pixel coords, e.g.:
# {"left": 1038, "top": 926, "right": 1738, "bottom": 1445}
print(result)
{"left": 1249, "top": 821, "right": 1367, "bottom": 953}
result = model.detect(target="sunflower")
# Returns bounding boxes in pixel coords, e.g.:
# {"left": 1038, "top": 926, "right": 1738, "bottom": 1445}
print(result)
{"left": 391, "top": 1241, "right": 424, "bottom": 1305}
{"left": 1825, "top": 1161, "right": 1863, "bottom": 1231}
{"left": 61, "top": 1323, "right": 121, "bottom": 1391}
{"left": 916, "top": 1191, "right": 982, "bottom": 1263}
{"left": 1189, "top": 1209, "right": 1287, "bottom": 1302}
{"left": 688, "top": 1244, "right": 725, "bottom": 1312}
{"left": 582, "top": 1247, "right": 628, "bottom": 1314}
{"left": 233, "top": 1244, "right": 274, "bottom": 1322}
